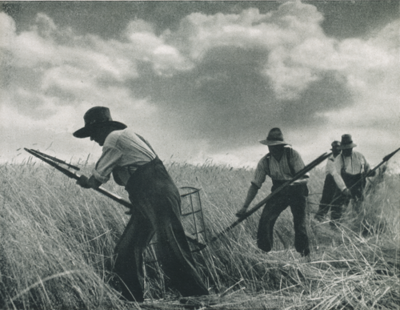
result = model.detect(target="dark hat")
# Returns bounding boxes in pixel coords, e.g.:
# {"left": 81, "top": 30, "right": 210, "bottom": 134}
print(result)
{"left": 73, "top": 106, "right": 127, "bottom": 138}
{"left": 331, "top": 140, "right": 341, "bottom": 150}
{"left": 259, "top": 128, "right": 287, "bottom": 146}
{"left": 338, "top": 134, "right": 357, "bottom": 149}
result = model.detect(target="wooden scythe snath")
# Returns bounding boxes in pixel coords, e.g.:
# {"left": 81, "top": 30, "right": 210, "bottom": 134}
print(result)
{"left": 24, "top": 148, "right": 206, "bottom": 250}
{"left": 329, "top": 146, "right": 400, "bottom": 206}
{"left": 210, "top": 151, "right": 333, "bottom": 243}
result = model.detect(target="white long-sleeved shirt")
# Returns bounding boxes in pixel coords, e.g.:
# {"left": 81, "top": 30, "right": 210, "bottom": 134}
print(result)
{"left": 331, "top": 151, "right": 371, "bottom": 191}
{"left": 92, "top": 128, "right": 156, "bottom": 186}
{"left": 325, "top": 154, "right": 338, "bottom": 176}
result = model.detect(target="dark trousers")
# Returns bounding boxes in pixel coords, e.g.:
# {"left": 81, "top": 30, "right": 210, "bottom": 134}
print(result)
{"left": 331, "top": 173, "right": 364, "bottom": 223}
{"left": 257, "top": 182, "right": 309, "bottom": 256}
{"left": 315, "top": 174, "right": 338, "bottom": 219}
{"left": 113, "top": 158, "right": 208, "bottom": 302}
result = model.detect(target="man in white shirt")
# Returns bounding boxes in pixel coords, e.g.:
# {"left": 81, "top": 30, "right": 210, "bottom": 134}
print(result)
{"left": 314, "top": 141, "right": 341, "bottom": 222}
{"left": 236, "top": 128, "right": 310, "bottom": 257}
{"left": 73, "top": 106, "right": 208, "bottom": 302}
{"left": 330, "top": 134, "right": 375, "bottom": 226}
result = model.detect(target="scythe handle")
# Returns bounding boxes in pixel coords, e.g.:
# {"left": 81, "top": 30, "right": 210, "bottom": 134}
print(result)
{"left": 24, "top": 148, "right": 206, "bottom": 249}
{"left": 210, "top": 151, "right": 332, "bottom": 242}
{"left": 325, "top": 146, "right": 400, "bottom": 207}
{"left": 366, "top": 147, "right": 400, "bottom": 177}
{"left": 25, "top": 148, "right": 132, "bottom": 208}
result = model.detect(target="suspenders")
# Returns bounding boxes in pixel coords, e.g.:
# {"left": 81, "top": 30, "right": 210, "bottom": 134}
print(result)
{"left": 266, "top": 147, "right": 296, "bottom": 177}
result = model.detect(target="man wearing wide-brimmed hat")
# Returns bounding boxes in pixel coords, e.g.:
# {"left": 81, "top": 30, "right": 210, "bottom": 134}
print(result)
{"left": 73, "top": 106, "right": 209, "bottom": 302}
{"left": 236, "top": 128, "right": 310, "bottom": 257}
{"left": 329, "top": 134, "right": 375, "bottom": 225}
{"left": 314, "top": 140, "right": 341, "bottom": 222}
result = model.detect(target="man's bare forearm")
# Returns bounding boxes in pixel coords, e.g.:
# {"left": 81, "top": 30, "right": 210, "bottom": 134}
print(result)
{"left": 243, "top": 184, "right": 259, "bottom": 208}
{"left": 236, "top": 183, "right": 259, "bottom": 217}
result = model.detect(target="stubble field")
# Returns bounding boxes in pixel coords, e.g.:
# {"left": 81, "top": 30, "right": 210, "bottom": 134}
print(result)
{"left": 0, "top": 158, "right": 399, "bottom": 309}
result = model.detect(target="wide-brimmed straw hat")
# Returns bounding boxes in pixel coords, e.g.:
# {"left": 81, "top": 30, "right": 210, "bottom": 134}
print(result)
{"left": 338, "top": 134, "right": 357, "bottom": 149}
{"left": 259, "top": 128, "right": 287, "bottom": 146}
{"left": 331, "top": 140, "right": 341, "bottom": 150}
{"left": 73, "top": 106, "right": 127, "bottom": 138}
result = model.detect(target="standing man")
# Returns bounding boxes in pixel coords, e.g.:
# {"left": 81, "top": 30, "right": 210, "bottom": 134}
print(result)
{"left": 330, "top": 134, "right": 375, "bottom": 225}
{"left": 73, "top": 106, "right": 208, "bottom": 302}
{"left": 236, "top": 128, "right": 310, "bottom": 257}
{"left": 314, "top": 141, "right": 341, "bottom": 222}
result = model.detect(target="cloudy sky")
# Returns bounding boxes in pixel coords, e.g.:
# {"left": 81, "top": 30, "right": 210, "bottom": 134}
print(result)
{"left": 1, "top": 0, "right": 399, "bottom": 170}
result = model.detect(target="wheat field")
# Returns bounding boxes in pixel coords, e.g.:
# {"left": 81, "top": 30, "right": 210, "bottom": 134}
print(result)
{"left": 0, "top": 158, "right": 399, "bottom": 309}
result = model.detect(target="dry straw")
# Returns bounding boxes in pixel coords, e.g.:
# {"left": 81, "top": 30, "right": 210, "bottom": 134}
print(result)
{"left": 0, "top": 160, "right": 398, "bottom": 309}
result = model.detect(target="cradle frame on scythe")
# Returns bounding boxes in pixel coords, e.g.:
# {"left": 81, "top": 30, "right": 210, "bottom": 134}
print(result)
{"left": 143, "top": 186, "right": 208, "bottom": 266}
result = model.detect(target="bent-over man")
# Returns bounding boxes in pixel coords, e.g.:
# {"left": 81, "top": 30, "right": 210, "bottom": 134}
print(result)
{"left": 73, "top": 106, "right": 208, "bottom": 302}
{"left": 236, "top": 128, "right": 310, "bottom": 257}
{"left": 330, "top": 134, "right": 375, "bottom": 226}
{"left": 314, "top": 140, "right": 341, "bottom": 222}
